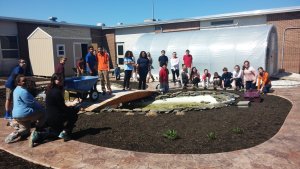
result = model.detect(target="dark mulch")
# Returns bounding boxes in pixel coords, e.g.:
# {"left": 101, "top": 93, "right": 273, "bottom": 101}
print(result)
{"left": 73, "top": 93, "right": 292, "bottom": 154}
{"left": 0, "top": 150, "right": 51, "bottom": 169}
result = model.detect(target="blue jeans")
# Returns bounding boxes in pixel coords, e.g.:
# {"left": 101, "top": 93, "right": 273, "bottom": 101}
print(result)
{"left": 262, "top": 84, "right": 272, "bottom": 93}
{"left": 246, "top": 81, "right": 256, "bottom": 90}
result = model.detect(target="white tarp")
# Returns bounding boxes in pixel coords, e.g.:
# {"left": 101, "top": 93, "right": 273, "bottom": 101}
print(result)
{"left": 132, "top": 24, "right": 276, "bottom": 76}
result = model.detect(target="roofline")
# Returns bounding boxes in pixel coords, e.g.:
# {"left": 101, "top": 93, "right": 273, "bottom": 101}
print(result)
{"left": 27, "top": 27, "right": 52, "bottom": 40}
{"left": 0, "top": 15, "right": 102, "bottom": 29}
{"left": 103, "top": 5, "right": 300, "bottom": 30}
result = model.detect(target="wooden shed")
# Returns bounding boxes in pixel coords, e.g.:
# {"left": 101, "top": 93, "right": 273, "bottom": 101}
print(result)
{"left": 28, "top": 26, "right": 91, "bottom": 77}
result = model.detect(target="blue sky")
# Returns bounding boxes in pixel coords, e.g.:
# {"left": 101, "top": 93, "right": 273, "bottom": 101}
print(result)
{"left": 0, "top": 0, "right": 300, "bottom": 26}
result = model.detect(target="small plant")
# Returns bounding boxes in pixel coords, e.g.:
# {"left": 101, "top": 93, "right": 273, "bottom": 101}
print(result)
{"left": 232, "top": 127, "right": 244, "bottom": 134}
{"left": 207, "top": 132, "right": 217, "bottom": 140}
{"left": 163, "top": 129, "right": 178, "bottom": 140}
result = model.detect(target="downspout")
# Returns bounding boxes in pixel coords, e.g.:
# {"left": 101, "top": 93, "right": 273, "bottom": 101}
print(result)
{"left": 281, "top": 27, "right": 300, "bottom": 69}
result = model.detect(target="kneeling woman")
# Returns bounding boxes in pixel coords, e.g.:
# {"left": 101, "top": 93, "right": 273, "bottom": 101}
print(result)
{"left": 5, "top": 75, "right": 46, "bottom": 145}
{"left": 45, "top": 73, "right": 78, "bottom": 141}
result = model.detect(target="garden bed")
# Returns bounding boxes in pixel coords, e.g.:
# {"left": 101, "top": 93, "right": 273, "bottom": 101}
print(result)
{"left": 72, "top": 92, "right": 292, "bottom": 154}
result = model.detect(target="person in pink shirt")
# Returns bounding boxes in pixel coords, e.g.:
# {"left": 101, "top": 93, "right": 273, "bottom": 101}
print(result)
{"left": 202, "top": 69, "right": 211, "bottom": 90}
{"left": 242, "top": 60, "right": 257, "bottom": 90}
{"left": 183, "top": 49, "right": 193, "bottom": 74}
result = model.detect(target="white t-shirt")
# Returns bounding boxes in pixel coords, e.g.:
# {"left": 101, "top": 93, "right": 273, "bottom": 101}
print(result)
{"left": 170, "top": 57, "right": 179, "bottom": 70}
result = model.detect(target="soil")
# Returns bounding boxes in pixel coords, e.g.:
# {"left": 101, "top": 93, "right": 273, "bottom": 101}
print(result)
{"left": 72, "top": 92, "right": 292, "bottom": 154}
{"left": 0, "top": 150, "right": 51, "bottom": 169}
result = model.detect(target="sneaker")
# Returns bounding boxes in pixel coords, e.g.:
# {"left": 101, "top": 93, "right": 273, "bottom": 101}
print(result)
{"left": 58, "top": 131, "right": 71, "bottom": 142}
{"left": 5, "top": 131, "right": 19, "bottom": 144}
{"left": 29, "top": 129, "right": 39, "bottom": 148}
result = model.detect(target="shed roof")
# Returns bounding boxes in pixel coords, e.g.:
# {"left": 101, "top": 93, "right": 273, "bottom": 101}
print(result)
{"left": 28, "top": 27, "right": 92, "bottom": 40}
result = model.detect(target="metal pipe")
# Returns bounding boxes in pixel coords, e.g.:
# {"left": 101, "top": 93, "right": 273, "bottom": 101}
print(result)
{"left": 280, "top": 27, "right": 300, "bottom": 69}
{"left": 152, "top": 0, "right": 155, "bottom": 21}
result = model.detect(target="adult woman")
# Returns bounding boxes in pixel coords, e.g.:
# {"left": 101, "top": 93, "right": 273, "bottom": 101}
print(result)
{"left": 137, "top": 51, "right": 150, "bottom": 90}
{"left": 5, "top": 75, "right": 45, "bottom": 144}
{"left": 190, "top": 67, "right": 200, "bottom": 88}
{"left": 170, "top": 52, "right": 180, "bottom": 86}
{"left": 257, "top": 67, "right": 272, "bottom": 94}
{"left": 231, "top": 65, "right": 243, "bottom": 90}
{"left": 146, "top": 52, "right": 155, "bottom": 83}
{"left": 123, "top": 51, "right": 135, "bottom": 90}
{"left": 243, "top": 60, "right": 257, "bottom": 90}
{"left": 45, "top": 73, "right": 78, "bottom": 141}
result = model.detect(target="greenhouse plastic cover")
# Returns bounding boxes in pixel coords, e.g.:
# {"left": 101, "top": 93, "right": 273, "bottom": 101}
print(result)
{"left": 133, "top": 24, "right": 274, "bottom": 76}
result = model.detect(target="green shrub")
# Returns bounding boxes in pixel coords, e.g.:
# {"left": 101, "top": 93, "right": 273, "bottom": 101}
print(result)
{"left": 163, "top": 130, "right": 178, "bottom": 140}
{"left": 232, "top": 127, "right": 244, "bottom": 134}
{"left": 207, "top": 132, "right": 217, "bottom": 140}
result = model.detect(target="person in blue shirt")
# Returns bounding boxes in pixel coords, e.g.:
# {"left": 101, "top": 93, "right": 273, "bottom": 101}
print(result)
{"left": 123, "top": 51, "right": 135, "bottom": 90}
{"left": 4, "top": 59, "right": 27, "bottom": 119}
{"left": 85, "top": 46, "right": 97, "bottom": 76}
{"left": 114, "top": 64, "right": 121, "bottom": 80}
{"left": 5, "top": 75, "right": 46, "bottom": 145}
{"left": 221, "top": 67, "right": 233, "bottom": 90}
{"left": 137, "top": 51, "right": 150, "bottom": 90}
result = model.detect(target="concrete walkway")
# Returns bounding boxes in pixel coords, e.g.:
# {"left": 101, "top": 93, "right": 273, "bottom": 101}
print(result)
{"left": 0, "top": 87, "right": 300, "bottom": 169}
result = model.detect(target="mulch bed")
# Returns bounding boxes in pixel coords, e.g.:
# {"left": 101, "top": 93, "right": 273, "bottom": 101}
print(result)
{"left": 72, "top": 92, "right": 292, "bottom": 154}
{"left": 0, "top": 150, "right": 51, "bottom": 169}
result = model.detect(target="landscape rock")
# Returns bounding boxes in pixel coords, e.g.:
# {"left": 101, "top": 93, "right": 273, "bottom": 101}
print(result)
{"left": 125, "top": 112, "right": 135, "bottom": 116}
{"left": 145, "top": 111, "right": 158, "bottom": 117}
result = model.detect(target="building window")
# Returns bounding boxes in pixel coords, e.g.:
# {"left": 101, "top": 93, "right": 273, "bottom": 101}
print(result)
{"left": 118, "top": 58, "right": 124, "bottom": 65}
{"left": 0, "top": 36, "right": 19, "bottom": 59}
{"left": 56, "top": 44, "right": 65, "bottom": 57}
{"left": 117, "top": 43, "right": 124, "bottom": 56}
{"left": 211, "top": 20, "right": 234, "bottom": 26}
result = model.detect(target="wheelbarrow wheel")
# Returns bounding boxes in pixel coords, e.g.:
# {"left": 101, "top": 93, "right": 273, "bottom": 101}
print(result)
{"left": 90, "top": 89, "right": 99, "bottom": 101}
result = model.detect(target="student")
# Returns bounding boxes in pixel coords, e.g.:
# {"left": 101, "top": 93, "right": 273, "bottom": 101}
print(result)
{"left": 183, "top": 49, "right": 193, "bottom": 74}
{"left": 5, "top": 75, "right": 46, "bottom": 145}
{"left": 202, "top": 69, "right": 211, "bottom": 90}
{"left": 213, "top": 72, "right": 222, "bottom": 90}
{"left": 97, "top": 46, "right": 112, "bottom": 95}
{"left": 85, "top": 46, "right": 97, "bottom": 76}
{"left": 190, "top": 67, "right": 200, "bottom": 88}
{"left": 257, "top": 67, "right": 272, "bottom": 94}
{"left": 132, "top": 55, "right": 138, "bottom": 82}
{"left": 4, "top": 59, "right": 27, "bottom": 120}
{"left": 114, "top": 64, "right": 121, "bottom": 80}
{"left": 221, "top": 67, "right": 233, "bottom": 90}
{"left": 146, "top": 52, "right": 155, "bottom": 83}
{"left": 137, "top": 51, "right": 150, "bottom": 90}
{"left": 76, "top": 58, "right": 85, "bottom": 77}
{"left": 243, "top": 60, "right": 257, "bottom": 90}
{"left": 232, "top": 65, "right": 243, "bottom": 90}
{"left": 123, "top": 51, "right": 134, "bottom": 90}
{"left": 44, "top": 73, "right": 78, "bottom": 142}
{"left": 158, "top": 50, "right": 168, "bottom": 68}
{"left": 55, "top": 57, "right": 67, "bottom": 79}
{"left": 159, "top": 63, "right": 169, "bottom": 93}
{"left": 181, "top": 64, "right": 189, "bottom": 89}
{"left": 170, "top": 52, "right": 180, "bottom": 86}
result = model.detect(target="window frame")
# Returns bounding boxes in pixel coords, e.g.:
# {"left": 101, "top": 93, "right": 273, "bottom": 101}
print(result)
{"left": 56, "top": 44, "right": 65, "bottom": 57}
{"left": 0, "top": 35, "right": 19, "bottom": 59}
{"left": 210, "top": 20, "right": 234, "bottom": 26}
{"left": 117, "top": 43, "right": 124, "bottom": 56}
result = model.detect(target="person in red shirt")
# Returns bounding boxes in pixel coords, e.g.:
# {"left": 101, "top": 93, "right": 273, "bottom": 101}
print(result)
{"left": 183, "top": 49, "right": 193, "bottom": 74}
{"left": 97, "top": 46, "right": 111, "bottom": 95}
{"left": 257, "top": 67, "right": 272, "bottom": 94}
{"left": 159, "top": 63, "right": 169, "bottom": 93}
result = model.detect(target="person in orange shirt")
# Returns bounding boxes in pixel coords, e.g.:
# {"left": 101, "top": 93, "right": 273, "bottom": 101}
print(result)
{"left": 257, "top": 67, "right": 272, "bottom": 94}
{"left": 97, "top": 46, "right": 112, "bottom": 95}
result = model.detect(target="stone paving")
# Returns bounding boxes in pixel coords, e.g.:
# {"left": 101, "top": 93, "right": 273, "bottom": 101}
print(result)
{"left": 0, "top": 87, "right": 300, "bottom": 168}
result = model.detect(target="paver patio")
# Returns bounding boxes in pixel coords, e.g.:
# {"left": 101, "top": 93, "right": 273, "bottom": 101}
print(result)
{"left": 0, "top": 87, "right": 300, "bottom": 169}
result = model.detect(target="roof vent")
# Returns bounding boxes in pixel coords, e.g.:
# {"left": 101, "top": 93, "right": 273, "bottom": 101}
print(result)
{"left": 96, "top": 23, "right": 106, "bottom": 27}
{"left": 48, "top": 16, "right": 58, "bottom": 22}
{"left": 117, "top": 22, "right": 124, "bottom": 26}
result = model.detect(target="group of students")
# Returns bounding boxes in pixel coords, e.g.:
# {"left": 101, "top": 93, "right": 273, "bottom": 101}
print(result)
{"left": 4, "top": 59, "right": 78, "bottom": 147}
{"left": 157, "top": 50, "right": 272, "bottom": 94}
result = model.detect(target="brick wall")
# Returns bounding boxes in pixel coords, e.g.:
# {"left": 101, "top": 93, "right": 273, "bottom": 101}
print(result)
{"left": 267, "top": 12, "right": 300, "bottom": 73}
{"left": 155, "top": 21, "right": 200, "bottom": 33}
{"left": 102, "top": 29, "right": 116, "bottom": 67}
